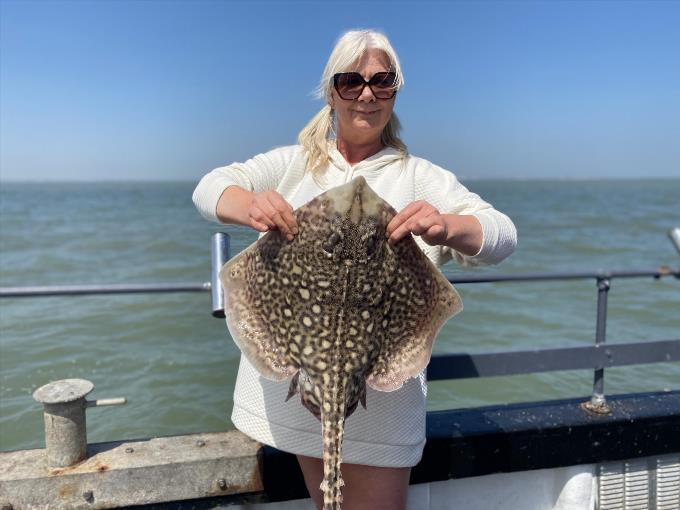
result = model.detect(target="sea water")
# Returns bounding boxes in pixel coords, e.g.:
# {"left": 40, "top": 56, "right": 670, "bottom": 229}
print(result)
{"left": 1, "top": 179, "right": 678, "bottom": 451}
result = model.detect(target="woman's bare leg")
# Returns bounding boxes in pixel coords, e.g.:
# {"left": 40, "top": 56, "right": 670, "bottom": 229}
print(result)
{"left": 297, "top": 454, "right": 411, "bottom": 510}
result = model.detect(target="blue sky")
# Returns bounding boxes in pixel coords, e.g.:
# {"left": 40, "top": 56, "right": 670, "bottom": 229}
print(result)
{"left": 1, "top": 0, "right": 678, "bottom": 181}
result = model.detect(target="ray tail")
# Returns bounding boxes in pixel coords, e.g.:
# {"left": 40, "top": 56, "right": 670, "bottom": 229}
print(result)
{"left": 320, "top": 371, "right": 348, "bottom": 510}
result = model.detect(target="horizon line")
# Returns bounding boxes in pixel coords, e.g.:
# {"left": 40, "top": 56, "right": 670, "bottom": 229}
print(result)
{"left": 2, "top": 175, "right": 679, "bottom": 185}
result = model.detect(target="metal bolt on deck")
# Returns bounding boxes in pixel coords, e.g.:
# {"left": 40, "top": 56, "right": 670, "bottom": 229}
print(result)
{"left": 32, "top": 378, "right": 126, "bottom": 469}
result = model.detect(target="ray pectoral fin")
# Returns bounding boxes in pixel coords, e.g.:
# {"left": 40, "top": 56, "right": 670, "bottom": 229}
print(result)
{"left": 367, "top": 266, "right": 463, "bottom": 392}
{"left": 219, "top": 250, "right": 296, "bottom": 381}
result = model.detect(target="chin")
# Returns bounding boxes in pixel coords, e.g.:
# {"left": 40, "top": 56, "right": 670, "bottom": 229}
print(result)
{"left": 353, "top": 118, "right": 384, "bottom": 131}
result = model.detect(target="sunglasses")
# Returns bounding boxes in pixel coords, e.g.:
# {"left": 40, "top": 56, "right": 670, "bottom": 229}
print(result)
{"left": 333, "top": 72, "right": 398, "bottom": 100}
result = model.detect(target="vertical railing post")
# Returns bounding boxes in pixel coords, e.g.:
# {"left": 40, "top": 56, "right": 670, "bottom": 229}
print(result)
{"left": 585, "top": 276, "right": 612, "bottom": 414}
{"left": 668, "top": 227, "right": 680, "bottom": 255}
{"left": 211, "top": 233, "right": 231, "bottom": 318}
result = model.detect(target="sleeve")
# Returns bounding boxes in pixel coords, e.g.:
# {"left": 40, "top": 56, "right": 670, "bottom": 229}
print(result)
{"left": 192, "top": 145, "right": 300, "bottom": 223}
{"left": 414, "top": 160, "right": 517, "bottom": 267}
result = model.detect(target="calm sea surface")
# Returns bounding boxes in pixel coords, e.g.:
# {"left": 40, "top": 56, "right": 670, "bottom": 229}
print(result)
{"left": 1, "top": 179, "right": 679, "bottom": 451}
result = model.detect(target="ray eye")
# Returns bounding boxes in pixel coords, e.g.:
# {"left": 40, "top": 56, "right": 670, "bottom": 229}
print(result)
{"left": 365, "top": 235, "right": 380, "bottom": 257}
{"left": 323, "top": 232, "right": 341, "bottom": 254}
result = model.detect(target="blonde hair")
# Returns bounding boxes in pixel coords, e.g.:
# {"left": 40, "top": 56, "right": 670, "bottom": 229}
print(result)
{"left": 298, "top": 29, "right": 408, "bottom": 175}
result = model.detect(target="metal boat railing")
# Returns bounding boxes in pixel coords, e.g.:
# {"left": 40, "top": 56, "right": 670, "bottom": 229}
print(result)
{"left": 1, "top": 230, "right": 679, "bottom": 413}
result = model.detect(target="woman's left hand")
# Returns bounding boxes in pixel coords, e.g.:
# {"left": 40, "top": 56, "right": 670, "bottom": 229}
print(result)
{"left": 386, "top": 200, "right": 448, "bottom": 246}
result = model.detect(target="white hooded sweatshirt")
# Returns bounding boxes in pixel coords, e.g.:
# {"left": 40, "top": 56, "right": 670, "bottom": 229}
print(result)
{"left": 192, "top": 143, "right": 516, "bottom": 467}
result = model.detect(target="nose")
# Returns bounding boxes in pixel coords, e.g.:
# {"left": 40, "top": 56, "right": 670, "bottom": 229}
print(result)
{"left": 357, "top": 83, "right": 376, "bottom": 102}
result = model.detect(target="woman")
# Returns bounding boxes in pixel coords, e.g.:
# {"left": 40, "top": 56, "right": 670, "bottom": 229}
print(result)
{"left": 193, "top": 29, "right": 516, "bottom": 510}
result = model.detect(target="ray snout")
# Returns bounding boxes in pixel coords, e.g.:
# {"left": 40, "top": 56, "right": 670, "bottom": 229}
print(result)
{"left": 328, "top": 177, "right": 384, "bottom": 222}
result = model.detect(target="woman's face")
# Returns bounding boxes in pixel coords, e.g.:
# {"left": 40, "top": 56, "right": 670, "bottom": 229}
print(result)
{"left": 330, "top": 48, "right": 396, "bottom": 145}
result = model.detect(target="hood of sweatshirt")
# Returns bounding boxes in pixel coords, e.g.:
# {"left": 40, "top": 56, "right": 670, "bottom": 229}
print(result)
{"left": 327, "top": 141, "right": 404, "bottom": 183}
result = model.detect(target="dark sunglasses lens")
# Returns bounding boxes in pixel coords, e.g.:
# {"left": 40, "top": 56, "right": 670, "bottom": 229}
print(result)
{"left": 369, "top": 72, "right": 397, "bottom": 99}
{"left": 336, "top": 73, "right": 365, "bottom": 99}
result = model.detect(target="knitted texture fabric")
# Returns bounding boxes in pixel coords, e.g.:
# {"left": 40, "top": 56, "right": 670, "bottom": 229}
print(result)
{"left": 231, "top": 356, "right": 428, "bottom": 467}
{"left": 193, "top": 144, "right": 517, "bottom": 466}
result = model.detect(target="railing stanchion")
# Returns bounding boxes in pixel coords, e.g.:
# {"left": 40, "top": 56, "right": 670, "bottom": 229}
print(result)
{"left": 669, "top": 227, "right": 680, "bottom": 255}
{"left": 586, "top": 277, "right": 612, "bottom": 414}
{"left": 211, "top": 233, "right": 231, "bottom": 318}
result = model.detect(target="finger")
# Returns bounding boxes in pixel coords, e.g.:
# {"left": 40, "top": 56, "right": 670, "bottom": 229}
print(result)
{"left": 282, "top": 210, "right": 298, "bottom": 235}
{"left": 409, "top": 223, "right": 428, "bottom": 236}
{"left": 422, "top": 224, "right": 447, "bottom": 245}
{"left": 272, "top": 212, "right": 295, "bottom": 240}
{"left": 250, "top": 207, "right": 275, "bottom": 230}
{"left": 258, "top": 200, "right": 292, "bottom": 235}
{"left": 262, "top": 195, "right": 295, "bottom": 236}
{"left": 386, "top": 201, "right": 424, "bottom": 236}
{"left": 268, "top": 192, "right": 294, "bottom": 213}
{"left": 390, "top": 209, "right": 437, "bottom": 243}
{"left": 389, "top": 219, "right": 418, "bottom": 244}
{"left": 250, "top": 220, "right": 270, "bottom": 233}
{"left": 269, "top": 195, "right": 298, "bottom": 234}
{"left": 412, "top": 214, "right": 442, "bottom": 236}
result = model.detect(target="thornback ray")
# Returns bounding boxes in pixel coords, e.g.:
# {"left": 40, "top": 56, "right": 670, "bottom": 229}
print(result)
{"left": 219, "top": 176, "right": 462, "bottom": 510}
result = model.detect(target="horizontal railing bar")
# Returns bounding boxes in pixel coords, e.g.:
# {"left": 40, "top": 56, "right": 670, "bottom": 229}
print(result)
{"left": 0, "top": 267, "right": 677, "bottom": 298}
{"left": 426, "top": 339, "right": 680, "bottom": 381}
{"left": 446, "top": 266, "right": 679, "bottom": 284}
{"left": 0, "top": 283, "right": 210, "bottom": 298}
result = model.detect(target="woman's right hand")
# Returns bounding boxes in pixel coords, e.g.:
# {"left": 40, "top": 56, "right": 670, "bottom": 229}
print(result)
{"left": 248, "top": 190, "right": 298, "bottom": 240}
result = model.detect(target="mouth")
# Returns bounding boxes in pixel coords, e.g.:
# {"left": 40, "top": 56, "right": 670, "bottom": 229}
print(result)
{"left": 354, "top": 110, "right": 380, "bottom": 115}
